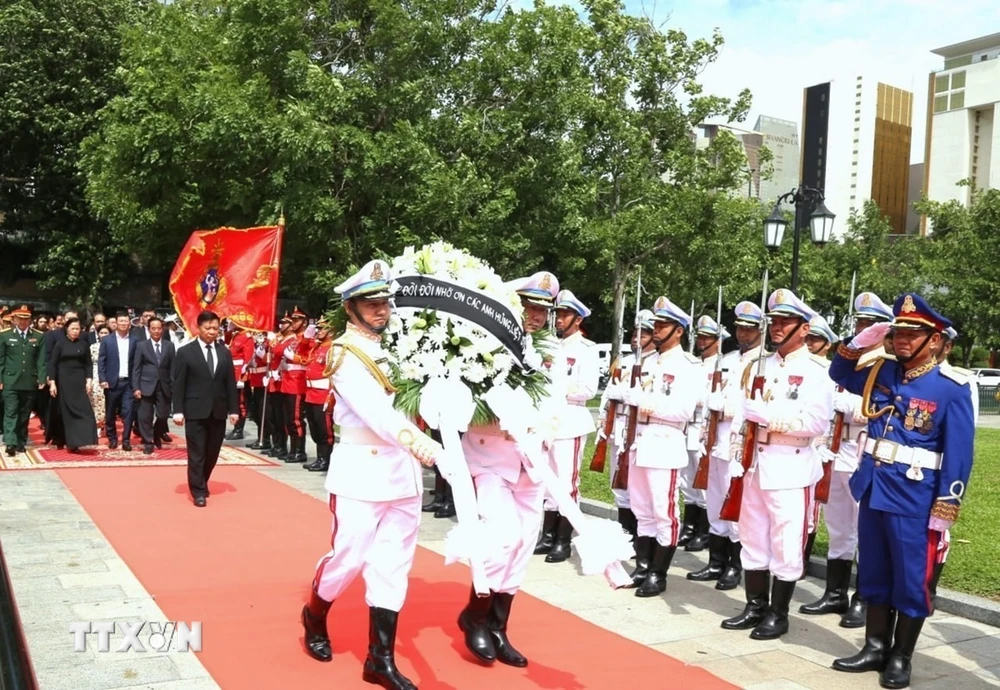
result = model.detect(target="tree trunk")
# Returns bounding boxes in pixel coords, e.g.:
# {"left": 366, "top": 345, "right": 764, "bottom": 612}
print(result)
{"left": 964, "top": 336, "right": 975, "bottom": 368}
{"left": 610, "top": 260, "right": 628, "bottom": 370}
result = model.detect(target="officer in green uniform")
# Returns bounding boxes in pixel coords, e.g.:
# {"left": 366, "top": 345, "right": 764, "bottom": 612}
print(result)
{"left": 0, "top": 304, "right": 47, "bottom": 456}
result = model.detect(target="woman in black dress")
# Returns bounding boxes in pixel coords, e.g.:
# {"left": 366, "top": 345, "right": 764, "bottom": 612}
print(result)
{"left": 47, "top": 317, "right": 98, "bottom": 452}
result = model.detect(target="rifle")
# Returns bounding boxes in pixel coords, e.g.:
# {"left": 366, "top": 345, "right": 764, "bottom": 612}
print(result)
{"left": 590, "top": 363, "right": 621, "bottom": 473}
{"left": 816, "top": 270, "right": 856, "bottom": 504}
{"left": 611, "top": 269, "right": 643, "bottom": 492}
{"left": 720, "top": 270, "right": 769, "bottom": 522}
{"left": 693, "top": 286, "right": 723, "bottom": 491}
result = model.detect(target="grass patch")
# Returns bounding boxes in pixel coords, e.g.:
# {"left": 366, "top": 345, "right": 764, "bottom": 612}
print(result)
{"left": 578, "top": 427, "right": 1000, "bottom": 601}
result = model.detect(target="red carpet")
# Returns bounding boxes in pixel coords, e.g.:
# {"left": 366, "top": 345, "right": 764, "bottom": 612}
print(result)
{"left": 0, "top": 418, "right": 275, "bottom": 470}
{"left": 59, "top": 467, "right": 736, "bottom": 690}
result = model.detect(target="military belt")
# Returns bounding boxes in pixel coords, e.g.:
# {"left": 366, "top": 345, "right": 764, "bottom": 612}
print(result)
{"left": 863, "top": 437, "right": 943, "bottom": 469}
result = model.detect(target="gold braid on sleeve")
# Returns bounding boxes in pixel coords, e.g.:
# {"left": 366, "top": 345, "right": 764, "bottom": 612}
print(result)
{"left": 837, "top": 343, "right": 862, "bottom": 361}
{"left": 861, "top": 359, "right": 894, "bottom": 419}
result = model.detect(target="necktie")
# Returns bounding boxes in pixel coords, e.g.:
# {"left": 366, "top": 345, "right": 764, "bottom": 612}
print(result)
{"left": 206, "top": 344, "right": 215, "bottom": 375}
{"left": 155, "top": 342, "right": 161, "bottom": 362}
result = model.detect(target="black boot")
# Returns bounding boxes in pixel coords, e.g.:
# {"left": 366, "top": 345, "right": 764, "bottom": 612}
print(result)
{"left": 800, "top": 531, "right": 817, "bottom": 580}
{"left": 272, "top": 437, "right": 289, "bottom": 459}
{"left": 284, "top": 436, "right": 305, "bottom": 463}
{"left": 636, "top": 543, "right": 676, "bottom": 598}
{"left": 751, "top": 577, "right": 795, "bottom": 640}
{"left": 617, "top": 507, "right": 637, "bottom": 543}
{"left": 304, "top": 449, "right": 330, "bottom": 472}
{"left": 545, "top": 516, "right": 574, "bottom": 563}
{"left": 533, "top": 511, "right": 559, "bottom": 555}
{"left": 722, "top": 569, "right": 770, "bottom": 630}
{"left": 434, "top": 481, "right": 456, "bottom": 518}
{"left": 879, "top": 613, "right": 924, "bottom": 689}
{"left": 301, "top": 591, "right": 333, "bottom": 662}
{"left": 832, "top": 603, "right": 892, "bottom": 674}
{"left": 800, "top": 558, "right": 853, "bottom": 615}
{"left": 458, "top": 587, "right": 496, "bottom": 664}
{"left": 488, "top": 592, "right": 528, "bottom": 667}
{"left": 717, "top": 540, "right": 743, "bottom": 591}
{"left": 628, "top": 536, "right": 654, "bottom": 588}
{"left": 423, "top": 472, "right": 447, "bottom": 513}
{"left": 362, "top": 607, "right": 417, "bottom": 690}
{"left": 293, "top": 435, "right": 309, "bottom": 462}
{"left": 685, "top": 505, "right": 710, "bottom": 552}
{"left": 677, "top": 504, "right": 698, "bottom": 547}
{"left": 687, "top": 534, "right": 727, "bottom": 582}
{"left": 841, "top": 590, "right": 867, "bottom": 628}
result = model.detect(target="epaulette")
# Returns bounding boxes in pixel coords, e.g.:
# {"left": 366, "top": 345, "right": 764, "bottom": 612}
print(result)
{"left": 684, "top": 352, "right": 700, "bottom": 364}
{"left": 952, "top": 365, "right": 973, "bottom": 376}
{"left": 581, "top": 337, "right": 596, "bottom": 346}
{"left": 0, "top": 328, "right": 10, "bottom": 334}
{"left": 324, "top": 337, "right": 396, "bottom": 395}
{"left": 940, "top": 366, "right": 972, "bottom": 386}
{"left": 30, "top": 328, "right": 43, "bottom": 335}
{"left": 811, "top": 354, "right": 831, "bottom": 368}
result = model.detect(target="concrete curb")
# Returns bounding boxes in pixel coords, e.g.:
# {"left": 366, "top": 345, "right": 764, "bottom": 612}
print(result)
{"left": 422, "top": 471, "right": 1000, "bottom": 628}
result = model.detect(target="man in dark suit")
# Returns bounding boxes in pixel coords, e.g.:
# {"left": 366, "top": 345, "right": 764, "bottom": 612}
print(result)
{"left": 172, "top": 310, "right": 239, "bottom": 507}
{"left": 131, "top": 317, "right": 175, "bottom": 454}
{"left": 98, "top": 312, "right": 139, "bottom": 450}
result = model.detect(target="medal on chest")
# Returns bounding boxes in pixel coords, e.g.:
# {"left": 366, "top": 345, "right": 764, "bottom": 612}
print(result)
{"left": 904, "top": 398, "right": 937, "bottom": 434}
{"left": 661, "top": 372, "right": 674, "bottom": 396}
{"left": 787, "top": 375, "right": 803, "bottom": 400}
{"left": 566, "top": 357, "right": 576, "bottom": 376}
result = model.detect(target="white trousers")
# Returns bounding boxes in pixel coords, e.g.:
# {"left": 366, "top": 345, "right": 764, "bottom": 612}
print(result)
{"left": 812, "top": 471, "right": 858, "bottom": 560}
{"left": 543, "top": 436, "right": 585, "bottom": 511}
{"left": 707, "top": 454, "right": 739, "bottom": 542}
{"left": 628, "top": 460, "right": 681, "bottom": 547}
{"left": 679, "top": 450, "right": 707, "bottom": 508}
{"left": 313, "top": 494, "right": 421, "bottom": 612}
{"left": 738, "top": 470, "right": 811, "bottom": 582}
{"left": 609, "top": 439, "right": 629, "bottom": 509}
{"left": 475, "top": 469, "right": 545, "bottom": 594}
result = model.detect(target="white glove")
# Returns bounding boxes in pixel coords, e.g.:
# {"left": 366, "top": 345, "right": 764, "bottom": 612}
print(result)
{"left": 816, "top": 445, "right": 837, "bottom": 464}
{"left": 236, "top": 381, "right": 245, "bottom": 389}
{"left": 605, "top": 382, "right": 623, "bottom": 402}
{"left": 255, "top": 345, "right": 266, "bottom": 358}
{"left": 727, "top": 461, "right": 745, "bottom": 479}
{"left": 622, "top": 387, "right": 643, "bottom": 407}
{"left": 849, "top": 322, "right": 891, "bottom": 350}
{"left": 833, "top": 392, "right": 855, "bottom": 414}
{"left": 304, "top": 324, "right": 318, "bottom": 339}
{"left": 743, "top": 397, "right": 771, "bottom": 426}
{"left": 929, "top": 516, "right": 953, "bottom": 533}
{"left": 410, "top": 435, "right": 442, "bottom": 467}
{"left": 273, "top": 370, "right": 282, "bottom": 382}
{"left": 707, "top": 390, "right": 725, "bottom": 413}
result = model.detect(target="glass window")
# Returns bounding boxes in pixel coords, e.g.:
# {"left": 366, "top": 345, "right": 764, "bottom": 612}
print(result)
{"left": 934, "top": 95, "right": 949, "bottom": 113}
{"left": 935, "top": 75, "right": 950, "bottom": 93}
{"left": 952, "top": 71, "right": 966, "bottom": 89}
{"left": 944, "top": 55, "right": 973, "bottom": 69}
{"left": 951, "top": 91, "right": 965, "bottom": 109}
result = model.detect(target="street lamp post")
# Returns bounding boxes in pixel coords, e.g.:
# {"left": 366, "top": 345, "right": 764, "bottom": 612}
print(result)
{"left": 762, "top": 186, "right": 836, "bottom": 292}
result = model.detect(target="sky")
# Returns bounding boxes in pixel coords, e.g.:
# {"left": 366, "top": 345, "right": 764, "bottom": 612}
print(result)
{"left": 621, "top": 0, "right": 1000, "bottom": 164}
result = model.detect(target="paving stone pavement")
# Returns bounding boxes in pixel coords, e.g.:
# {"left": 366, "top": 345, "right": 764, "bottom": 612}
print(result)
{"left": 2, "top": 427, "right": 1000, "bottom": 689}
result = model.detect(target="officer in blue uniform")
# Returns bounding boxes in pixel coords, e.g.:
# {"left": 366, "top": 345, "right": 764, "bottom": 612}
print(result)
{"left": 828, "top": 293, "right": 974, "bottom": 689}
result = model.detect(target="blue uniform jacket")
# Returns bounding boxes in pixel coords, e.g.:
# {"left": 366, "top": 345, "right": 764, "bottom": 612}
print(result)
{"left": 829, "top": 344, "right": 974, "bottom": 522}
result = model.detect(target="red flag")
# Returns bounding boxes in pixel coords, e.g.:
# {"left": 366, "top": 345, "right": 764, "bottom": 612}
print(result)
{"left": 168, "top": 225, "right": 283, "bottom": 334}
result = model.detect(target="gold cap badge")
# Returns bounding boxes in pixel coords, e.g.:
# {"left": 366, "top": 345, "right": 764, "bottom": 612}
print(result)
{"left": 371, "top": 262, "right": 384, "bottom": 280}
{"left": 540, "top": 273, "right": 552, "bottom": 291}
{"left": 861, "top": 293, "right": 872, "bottom": 307}
{"left": 901, "top": 295, "right": 916, "bottom": 313}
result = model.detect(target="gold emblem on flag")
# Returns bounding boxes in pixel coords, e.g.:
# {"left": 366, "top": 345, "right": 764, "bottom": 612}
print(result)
{"left": 901, "top": 295, "right": 917, "bottom": 313}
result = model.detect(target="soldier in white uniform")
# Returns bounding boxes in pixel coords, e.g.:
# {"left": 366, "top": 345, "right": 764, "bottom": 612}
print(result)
{"left": 800, "top": 293, "right": 893, "bottom": 628}
{"left": 621, "top": 297, "right": 700, "bottom": 598}
{"left": 599, "top": 310, "right": 656, "bottom": 542}
{"left": 678, "top": 316, "right": 728, "bottom": 552}
{"left": 689, "top": 302, "right": 763, "bottom": 591}
{"left": 534, "top": 290, "right": 600, "bottom": 563}
{"left": 457, "top": 271, "right": 560, "bottom": 669}
{"left": 721, "top": 289, "right": 833, "bottom": 641}
{"left": 300, "top": 260, "right": 443, "bottom": 690}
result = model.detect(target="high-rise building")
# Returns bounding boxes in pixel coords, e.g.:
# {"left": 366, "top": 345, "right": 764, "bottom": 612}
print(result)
{"left": 822, "top": 76, "right": 914, "bottom": 236}
{"left": 753, "top": 116, "right": 800, "bottom": 204}
{"left": 922, "top": 32, "right": 1000, "bottom": 234}
{"left": 693, "top": 117, "right": 800, "bottom": 205}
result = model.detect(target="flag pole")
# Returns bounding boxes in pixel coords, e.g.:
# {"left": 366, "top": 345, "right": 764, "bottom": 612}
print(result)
{"left": 258, "top": 207, "right": 285, "bottom": 449}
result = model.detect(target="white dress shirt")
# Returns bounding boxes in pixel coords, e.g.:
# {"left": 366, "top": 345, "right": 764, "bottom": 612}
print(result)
{"left": 198, "top": 338, "right": 217, "bottom": 374}
{"left": 116, "top": 334, "right": 131, "bottom": 378}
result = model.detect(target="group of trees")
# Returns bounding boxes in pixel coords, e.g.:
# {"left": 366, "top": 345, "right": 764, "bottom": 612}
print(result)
{"left": 2, "top": 0, "right": 998, "bottom": 364}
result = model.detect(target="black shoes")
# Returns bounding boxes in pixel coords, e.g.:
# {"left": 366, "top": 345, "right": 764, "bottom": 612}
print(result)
{"left": 832, "top": 603, "right": 892, "bottom": 674}
{"left": 225, "top": 429, "right": 244, "bottom": 441}
{"left": 302, "top": 592, "right": 333, "bottom": 662}
{"left": 303, "top": 456, "right": 330, "bottom": 472}
{"left": 544, "top": 516, "right": 574, "bottom": 563}
{"left": 458, "top": 587, "right": 496, "bottom": 664}
{"left": 422, "top": 473, "right": 448, "bottom": 513}
{"left": 841, "top": 590, "right": 868, "bottom": 628}
{"left": 717, "top": 541, "right": 743, "bottom": 591}
{"left": 635, "top": 544, "right": 676, "bottom": 598}
{"left": 458, "top": 587, "right": 529, "bottom": 668}
{"left": 687, "top": 533, "right": 727, "bottom": 582}
{"left": 833, "top": 604, "right": 921, "bottom": 688}
{"left": 749, "top": 578, "right": 796, "bottom": 640}
{"left": 362, "top": 607, "right": 418, "bottom": 690}
{"left": 800, "top": 558, "right": 853, "bottom": 615}
{"left": 879, "top": 613, "right": 923, "bottom": 689}
{"left": 194, "top": 496, "right": 206, "bottom": 508}
{"left": 722, "top": 569, "right": 769, "bottom": 630}
{"left": 284, "top": 436, "right": 307, "bottom": 463}
{"left": 533, "top": 511, "right": 559, "bottom": 555}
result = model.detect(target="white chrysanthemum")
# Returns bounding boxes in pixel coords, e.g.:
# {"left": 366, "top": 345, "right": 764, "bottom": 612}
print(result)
{"left": 427, "top": 323, "right": 449, "bottom": 345}
{"left": 399, "top": 361, "right": 423, "bottom": 381}
{"left": 492, "top": 352, "right": 513, "bottom": 374}
{"left": 465, "top": 361, "right": 490, "bottom": 384}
